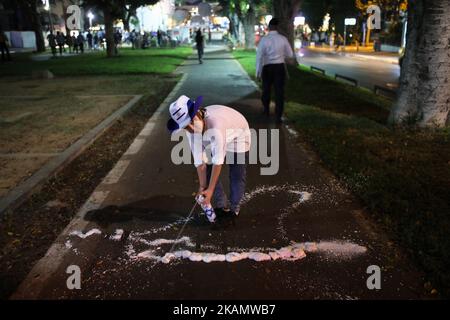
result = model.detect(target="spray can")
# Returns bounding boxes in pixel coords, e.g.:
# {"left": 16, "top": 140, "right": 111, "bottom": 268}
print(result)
{"left": 196, "top": 195, "right": 216, "bottom": 223}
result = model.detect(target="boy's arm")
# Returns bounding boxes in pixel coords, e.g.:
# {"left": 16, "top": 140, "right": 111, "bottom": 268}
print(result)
{"left": 201, "top": 164, "right": 222, "bottom": 205}
{"left": 196, "top": 164, "right": 208, "bottom": 192}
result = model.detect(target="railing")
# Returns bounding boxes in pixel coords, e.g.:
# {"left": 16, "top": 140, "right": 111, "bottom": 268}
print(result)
{"left": 374, "top": 85, "right": 397, "bottom": 99}
{"left": 310, "top": 66, "right": 326, "bottom": 75}
{"left": 306, "top": 65, "right": 398, "bottom": 100}
{"left": 335, "top": 74, "right": 358, "bottom": 87}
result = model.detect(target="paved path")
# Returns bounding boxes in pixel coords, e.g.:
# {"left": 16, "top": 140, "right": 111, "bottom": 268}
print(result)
{"left": 13, "top": 45, "right": 428, "bottom": 300}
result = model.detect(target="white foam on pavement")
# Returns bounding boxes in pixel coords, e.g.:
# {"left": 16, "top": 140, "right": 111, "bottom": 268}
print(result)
{"left": 69, "top": 228, "right": 102, "bottom": 239}
{"left": 316, "top": 241, "right": 367, "bottom": 258}
{"left": 133, "top": 240, "right": 366, "bottom": 265}
{"left": 130, "top": 217, "right": 193, "bottom": 237}
{"left": 132, "top": 236, "right": 195, "bottom": 248}
{"left": 110, "top": 229, "right": 124, "bottom": 241}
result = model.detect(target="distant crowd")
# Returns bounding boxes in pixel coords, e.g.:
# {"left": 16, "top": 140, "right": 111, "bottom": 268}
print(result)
{"left": 46, "top": 28, "right": 186, "bottom": 57}
{"left": 46, "top": 28, "right": 124, "bottom": 57}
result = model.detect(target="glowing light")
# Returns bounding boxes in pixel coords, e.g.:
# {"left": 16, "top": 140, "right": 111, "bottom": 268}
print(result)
{"left": 42, "top": 0, "right": 50, "bottom": 11}
{"left": 294, "top": 16, "right": 305, "bottom": 27}
{"left": 345, "top": 18, "right": 357, "bottom": 26}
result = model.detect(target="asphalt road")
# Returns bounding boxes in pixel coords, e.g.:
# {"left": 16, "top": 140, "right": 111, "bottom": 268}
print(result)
{"left": 298, "top": 48, "right": 400, "bottom": 92}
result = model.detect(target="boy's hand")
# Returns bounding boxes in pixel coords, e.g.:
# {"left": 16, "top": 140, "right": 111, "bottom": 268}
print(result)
{"left": 200, "top": 188, "right": 213, "bottom": 206}
{"left": 196, "top": 185, "right": 206, "bottom": 198}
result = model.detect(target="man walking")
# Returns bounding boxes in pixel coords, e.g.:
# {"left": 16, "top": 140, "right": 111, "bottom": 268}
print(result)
{"left": 157, "top": 29, "right": 162, "bottom": 47}
{"left": 256, "top": 18, "right": 296, "bottom": 123}
{"left": 167, "top": 95, "right": 251, "bottom": 223}
{"left": 195, "top": 29, "right": 204, "bottom": 64}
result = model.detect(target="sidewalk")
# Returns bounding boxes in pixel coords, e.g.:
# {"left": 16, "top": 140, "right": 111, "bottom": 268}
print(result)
{"left": 12, "top": 45, "right": 428, "bottom": 299}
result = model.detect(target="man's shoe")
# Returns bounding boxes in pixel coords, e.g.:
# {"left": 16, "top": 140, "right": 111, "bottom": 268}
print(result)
{"left": 214, "top": 207, "right": 231, "bottom": 218}
{"left": 230, "top": 209, "right": 239, "bottom": 217}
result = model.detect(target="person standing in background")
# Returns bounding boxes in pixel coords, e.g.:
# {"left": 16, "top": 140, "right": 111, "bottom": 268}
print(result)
{"left": 47, "top": 32, "right": 57, "bottom": 57}
{"left": 56, "top": 31, "right": 65, "bottom": 55}
{"left": 87, "top": 31, "right": 93, "bottom": 50}
{"left": 66, "top": 32, "right": 73, "bottom": 53}
{"left": 77, "top": 32, "right": 85, "bottom": 53}
{"left": 93, "top": 32, "right": 99, "bottom": 50}
{"left": 256, "top": 18, "right": 296, "bottom": 123}
{"left": 0, "top": 27, "right": 11, "bottom": 62}
{"left": 114, "top": 30, "right": 122, "bottom": 54}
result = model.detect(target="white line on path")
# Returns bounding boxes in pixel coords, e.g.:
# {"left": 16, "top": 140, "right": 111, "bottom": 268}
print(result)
{"left": 124, "top": 138, "right": 146, "bottom": 156}
{"left": 102, "top": 160, "right": 131, "bottom": 185}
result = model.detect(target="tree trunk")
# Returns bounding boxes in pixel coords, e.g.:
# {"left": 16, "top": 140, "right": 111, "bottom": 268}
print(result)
{"left": 272, "top": 0, "right": 301, "bottom": 49}
{"left": 103, "top": 7, "right": 116, "bottom": 57}
{"left": 18, "top": 0, "right": 45, "bottom": 52}
{"left": 124, "top": 15, "right": 131, "bottom": 32}
{"left": 31, "top": 7, "right": 46, "bottom": 52}
{"left": 124, "top": 5, "right": 137, "bottom": 32}
{"left": 242, "top": 7, "right": 256, "bottom": 49}
{"left": 389, "top": 0, "right": 450, "bottom": 127}
{"left": 229, "top": 14, "right": 236, "bottom": 40}
{"left": 231, "top": 13, "right": 240, "bottom": 42}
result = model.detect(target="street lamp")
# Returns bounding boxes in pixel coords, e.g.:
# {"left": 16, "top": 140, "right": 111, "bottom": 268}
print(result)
{"left": 343, "top": 18, "right": 356, "bottom": 49}
{"left": 87, "top": 11, "right": 94, "bottom": 29}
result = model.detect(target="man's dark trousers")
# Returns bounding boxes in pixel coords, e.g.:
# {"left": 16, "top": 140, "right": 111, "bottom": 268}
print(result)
{"left": 261, "top": 63, "right": 286, "bottom": 120}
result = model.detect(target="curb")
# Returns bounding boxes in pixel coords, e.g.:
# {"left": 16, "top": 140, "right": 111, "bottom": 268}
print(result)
{"left": 0, "top": 95, "right": 143, "bottom": 216}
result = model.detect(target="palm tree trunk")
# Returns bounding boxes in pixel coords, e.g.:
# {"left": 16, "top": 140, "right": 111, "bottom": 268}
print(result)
{"left": 389, "top": 0, "right": 450, "bottom": 127}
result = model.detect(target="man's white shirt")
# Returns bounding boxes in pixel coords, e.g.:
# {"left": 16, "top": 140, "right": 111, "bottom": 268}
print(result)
{"left": 256, "top": 30, "right": 294, "bottom": 78}
{"left": 186, "top": 105, "right": 251, "bottom": 167}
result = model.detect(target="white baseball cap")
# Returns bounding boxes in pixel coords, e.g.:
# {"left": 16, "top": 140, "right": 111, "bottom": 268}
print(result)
{"left": 167, "top": 95, "right": 203, "bottom": 133}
